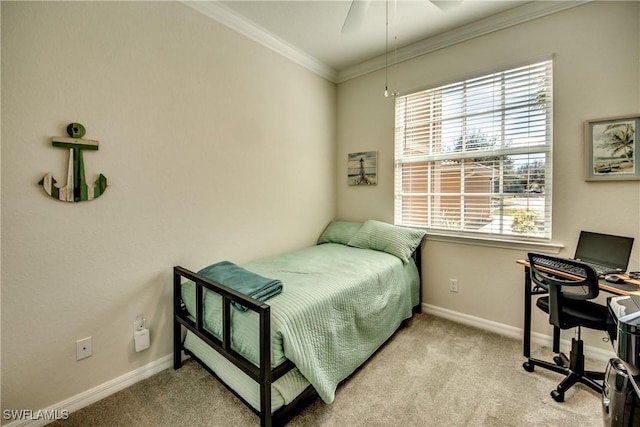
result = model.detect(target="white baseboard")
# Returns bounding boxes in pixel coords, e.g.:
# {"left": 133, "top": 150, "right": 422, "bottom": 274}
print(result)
{"left": 4, "top": 354, "right": 173, "bottom": 427}
{"left": 422, "top": 303, "right": 617, "bottom": 364}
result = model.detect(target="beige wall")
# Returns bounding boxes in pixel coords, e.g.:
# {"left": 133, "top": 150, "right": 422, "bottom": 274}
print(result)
{"left": 1, "top": 1, "right": 336, "bottom": 414}
{"left": 337, "top": 1, "right": 640, "bottom": 349}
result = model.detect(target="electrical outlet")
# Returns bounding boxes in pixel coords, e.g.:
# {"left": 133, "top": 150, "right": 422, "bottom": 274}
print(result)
{"left": 133, "top": 315, "right": 145, "bottom": 333}
{"left": 449, "top": 279, "right": 459, "bottom": 293}
{"left": 76, "top": 337, "right": 92, "bottom": 361}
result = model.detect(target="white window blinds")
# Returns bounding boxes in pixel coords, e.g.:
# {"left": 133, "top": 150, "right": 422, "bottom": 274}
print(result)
{"left": 394, "top": 60, "right": 553, "bottom": 240}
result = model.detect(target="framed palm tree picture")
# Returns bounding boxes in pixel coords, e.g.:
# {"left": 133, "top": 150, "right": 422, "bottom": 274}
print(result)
{"left": 585, "top": 114, "right": 640, "bottom": 181}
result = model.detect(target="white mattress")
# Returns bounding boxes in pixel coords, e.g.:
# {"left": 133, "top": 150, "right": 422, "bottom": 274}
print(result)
{"left": 183, "top": 331, "right": 310, "bottom": 413}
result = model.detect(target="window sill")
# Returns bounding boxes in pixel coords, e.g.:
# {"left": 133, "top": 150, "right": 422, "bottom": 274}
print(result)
{"left": 424, "top": 231, "right": 564, "bottom": 253}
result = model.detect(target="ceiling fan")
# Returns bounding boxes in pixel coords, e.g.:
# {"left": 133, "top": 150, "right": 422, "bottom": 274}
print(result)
{"left": 341, "top": 0, "right": 463, "bottom": 33}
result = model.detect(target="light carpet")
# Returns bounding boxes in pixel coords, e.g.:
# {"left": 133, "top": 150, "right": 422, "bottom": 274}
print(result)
{"left": 49, "top": 314, "right": 604, "bottom": 426}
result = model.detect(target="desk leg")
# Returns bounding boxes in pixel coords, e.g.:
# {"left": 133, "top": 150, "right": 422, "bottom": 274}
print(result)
{"left": 523, "top": 265, "right": 560, "bottom": 358}
{"left": 524, "top": 266, "right": 532, "bottom": 358}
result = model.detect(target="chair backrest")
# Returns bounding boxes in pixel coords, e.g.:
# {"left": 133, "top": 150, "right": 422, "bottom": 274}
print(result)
{"left": 528, "top": 252, "right": 600, "bottom": 328}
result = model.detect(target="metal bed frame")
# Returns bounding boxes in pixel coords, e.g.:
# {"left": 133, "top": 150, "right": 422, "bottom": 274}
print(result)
{"left": 173, "top": 246, "right": 422, "bottom": 427}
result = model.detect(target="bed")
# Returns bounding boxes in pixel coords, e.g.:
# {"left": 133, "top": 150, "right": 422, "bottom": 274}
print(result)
{"left": 173, "top": 220, "right": 425, "bottom": 426}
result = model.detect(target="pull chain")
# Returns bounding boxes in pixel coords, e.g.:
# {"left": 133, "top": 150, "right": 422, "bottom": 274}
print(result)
{"left": 384, "top": 0, "right": 398, "bottom": 98}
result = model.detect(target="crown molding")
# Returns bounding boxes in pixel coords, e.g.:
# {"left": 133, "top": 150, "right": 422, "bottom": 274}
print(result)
{"left": 182, "top": 0, "right": 589, "bottom": 85}
{"left": 181, "top": 1, "right": 339, "bottom": 82}
{"left": 336, "top": 0, "right": 590, "bottom": 83}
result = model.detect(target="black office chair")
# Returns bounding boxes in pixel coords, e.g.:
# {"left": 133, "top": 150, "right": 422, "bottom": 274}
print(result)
{"left": 523, "top": 252, "right": 614, "bottom": 402}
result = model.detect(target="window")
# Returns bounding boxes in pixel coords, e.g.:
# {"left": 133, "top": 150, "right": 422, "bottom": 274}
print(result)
{"left": 394, "top": 60, "right": 553, "bottom": 241}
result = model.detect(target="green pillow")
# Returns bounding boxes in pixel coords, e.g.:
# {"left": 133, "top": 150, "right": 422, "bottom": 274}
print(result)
{"left": 317, "top": 221, "right": 363, "bottom": 245}
{"left": 347, "top": 220, "right": 426, "bottom": 264}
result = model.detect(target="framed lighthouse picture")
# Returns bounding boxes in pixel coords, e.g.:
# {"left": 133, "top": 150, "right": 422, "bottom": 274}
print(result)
{"left": 348, "top": 151, "right": 377, "bottom": 186}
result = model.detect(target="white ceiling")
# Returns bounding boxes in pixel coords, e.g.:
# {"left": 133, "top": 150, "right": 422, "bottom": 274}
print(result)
{"left": 183, "top": 1, "right": 587, "bottom": 82}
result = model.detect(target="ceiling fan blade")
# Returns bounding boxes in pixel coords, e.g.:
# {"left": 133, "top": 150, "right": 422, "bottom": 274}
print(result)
{"left": 430, "top": 0, "right": 463, "bottom": 11}
{"left": 341, "top": 0, "right": 372, "bottom": 34}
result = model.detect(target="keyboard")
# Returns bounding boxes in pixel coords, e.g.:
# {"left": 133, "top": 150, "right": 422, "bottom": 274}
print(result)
{"left": 576, "top": 259, "right": 623, "bottom": 277}
{"left": 535, "top": 257, "right": 621, "bottom": 278}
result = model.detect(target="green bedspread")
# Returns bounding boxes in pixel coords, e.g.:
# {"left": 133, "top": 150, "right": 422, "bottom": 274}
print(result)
{"left": 181, "top": 243, "right": 419, "bottom": 404}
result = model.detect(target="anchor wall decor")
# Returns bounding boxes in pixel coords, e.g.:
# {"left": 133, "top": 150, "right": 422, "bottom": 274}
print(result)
{"left": 39, "top": 123, "right": 108, "bottom": 202}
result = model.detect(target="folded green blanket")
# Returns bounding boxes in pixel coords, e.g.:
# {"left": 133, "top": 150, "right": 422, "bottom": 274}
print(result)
{"left": 197, "top": 261, "right": 283, "bottom": 311}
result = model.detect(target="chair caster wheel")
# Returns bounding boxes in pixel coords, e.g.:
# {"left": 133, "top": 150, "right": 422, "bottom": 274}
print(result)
{"left": 551, "top": 390, "right": 564, "bottom": 402}
{"left": 553, "top": 356, "right": 565, "bottom": 366}
{"left": 523, "top": 361, "right": 534, "bottom": 372}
